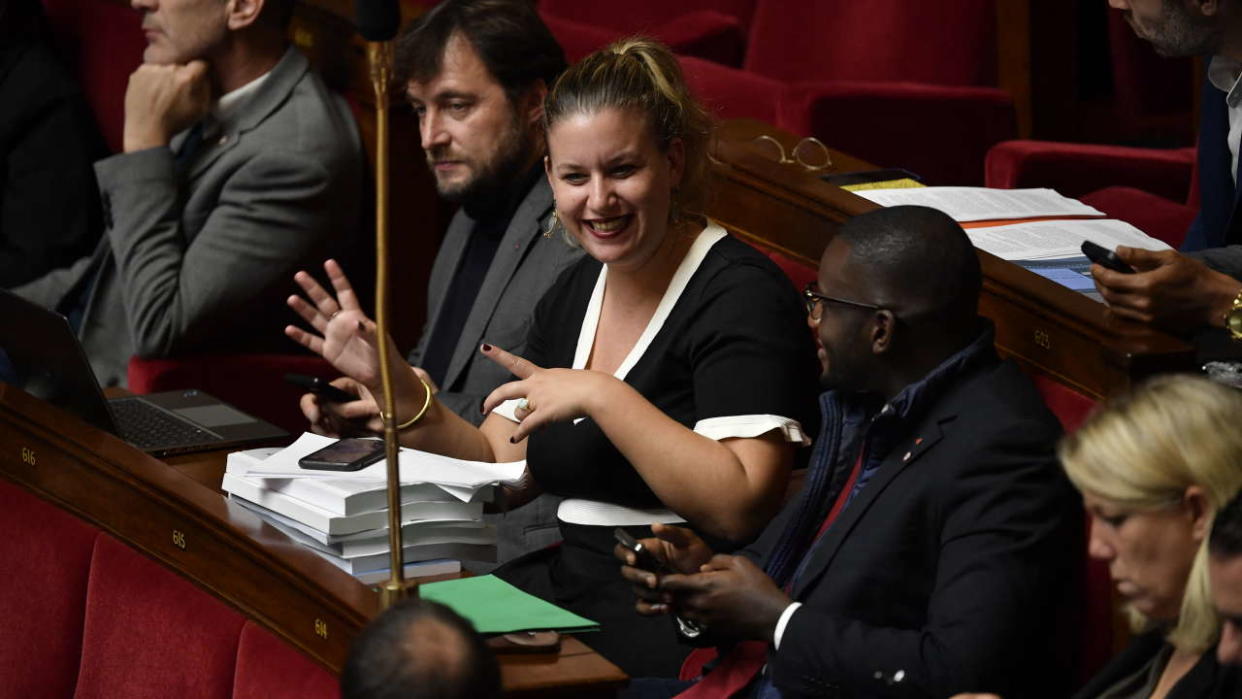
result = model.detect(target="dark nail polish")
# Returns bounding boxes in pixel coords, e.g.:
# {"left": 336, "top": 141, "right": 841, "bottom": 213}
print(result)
{"left": 481, "top": 343, "right": 492, "bottom": 352}
{"left": 509, "top": 436, "right": 517, "bottom": 444}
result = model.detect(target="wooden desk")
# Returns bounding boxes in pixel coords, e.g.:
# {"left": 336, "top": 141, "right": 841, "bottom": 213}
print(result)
{"left": 707, "top": 120, "right": 1197, "bottom": 399}
{"left": 0, "top": 385, "right": 626, "bottom": 697}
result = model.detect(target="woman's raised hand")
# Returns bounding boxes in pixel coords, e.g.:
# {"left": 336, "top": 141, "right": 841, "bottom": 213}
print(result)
{"left": 479, "top": 344, "right": 616, "bottom": 442}
{"left": 285, "top": 259, "right": 390, "bottom": 389}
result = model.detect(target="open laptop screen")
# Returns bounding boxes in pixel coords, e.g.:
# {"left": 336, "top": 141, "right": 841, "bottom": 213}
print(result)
{"left": 0, "top": 289, "right": 116, "bottom": 433}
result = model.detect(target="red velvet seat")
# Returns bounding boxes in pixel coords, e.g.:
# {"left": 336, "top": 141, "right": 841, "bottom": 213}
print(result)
{"left": 764, "top": 249, "right": 818, "bottom": 293}
{"left": 745, "top": 0, "right": 995, "bottom": 86}
{"left": 232, "top": 623, "right": 337, "bottom": 699}
{"left": 127, "top": 353, "right": 338, "bottom": 434}
{"left": 41, "top": 0, "right": 145, "bottom": 154}
{"left": 739, "top": 0, "right": 1010, "bottom": 185}
{"left": 1080, "top": 187, "right": 1196, "bottom": 250}
{"left": 538, "top": 0, "right": 755, "bottom": 67}
{"left": 539, "top": 11, "right": 626, "bottom": 63}
{"left": 540, "top": 10, "right": 744, "bottom": 67}
{"left": 678, "top": 55, "right": 787, "bottom": 126}
{"left": 985, "top": 140, "right": 1196, "bottom": 248}
{"left": 985, "top": 141, "right": 1195, "bottom": 202}
{"left": 1030, "top": 374, "right": 1096, "bottom": 435}
{"left": 0, "top": 479, "right": 97, "bottom": 698}
{"left": 782, "top": 81, "right": 1016, "bottom": 187}
{"left": 1028, "top": 375, "right": 1116, "bottom": 687}
{"left": 0, "top": 481, "right": 339, "bottom": 698}
{"left": 75, "top": 536, "right": 247, "bottom": 699}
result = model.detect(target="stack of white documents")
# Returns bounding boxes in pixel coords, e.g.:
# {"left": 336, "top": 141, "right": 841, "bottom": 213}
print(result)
{"left": 225, "top": 433, "right": 525, "bottom": 582}
{"left": 852, "top": 187, "right": 1105, "bottom": 222}
{"left": 851, "top": 186, "right": 1176, "bottom": 297}
{"left": 961, "top": 218, "right": 1172, "bottom": 262}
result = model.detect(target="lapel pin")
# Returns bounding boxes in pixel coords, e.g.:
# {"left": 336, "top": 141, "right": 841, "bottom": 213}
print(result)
{"left": 902, "top": 451, "right": 912, "bottom": 462}
{"left": 914, "top": 437, "right": 923, "bottom": 445}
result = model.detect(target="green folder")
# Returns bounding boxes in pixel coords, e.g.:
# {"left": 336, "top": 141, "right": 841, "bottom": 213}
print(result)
{"left": 419, "top": 575, "right": 599, "bottom": 634}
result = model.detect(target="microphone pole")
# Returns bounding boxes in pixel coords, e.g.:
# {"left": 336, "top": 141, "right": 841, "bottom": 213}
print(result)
{"left": 356, "top": 0, "right": 411, "bottom": 609}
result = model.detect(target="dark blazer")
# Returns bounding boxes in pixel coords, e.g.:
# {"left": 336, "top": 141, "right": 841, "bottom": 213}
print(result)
{"left": 1176, "top": 73, "right": 1242, "bottom": 279}
{"left": 751, "top": 358, "right": 1080, "bottom": 698}
{"left": 1072, "top": 630, "right": 1241, "bottom": 699}
{"left": 406, "top": 176, "right": 582, "bottom": 421}
{"left": 1185, "top": 73, "right": 1236, "bottom": 253}
{"left": 406, "top": 175, "right": 583, "bottom": 566}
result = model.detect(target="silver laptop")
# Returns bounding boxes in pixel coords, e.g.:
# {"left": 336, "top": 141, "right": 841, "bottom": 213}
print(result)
{"left": 0, "top": 288, "right": 287, "bottom": 456}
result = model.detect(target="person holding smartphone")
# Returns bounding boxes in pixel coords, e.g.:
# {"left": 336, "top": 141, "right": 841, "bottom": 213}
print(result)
{"left": 1086, "top": 0, "right": 1242, "bottom": 336}
{"left": 286, "top": 39, "right": 818, "bottom": 677}
{"left": 616, "top": 207, "right": 1080, "bottom": 698}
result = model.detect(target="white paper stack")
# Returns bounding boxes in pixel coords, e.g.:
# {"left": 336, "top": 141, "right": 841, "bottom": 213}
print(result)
{"left": 961, "top": 218, "right": 1172, "bottom": 261}
{"left": 852, "top": 187, "right": 1105, "bottom": 222}
{"left": 224, "top": 435, "right": 525, "bottom": 578}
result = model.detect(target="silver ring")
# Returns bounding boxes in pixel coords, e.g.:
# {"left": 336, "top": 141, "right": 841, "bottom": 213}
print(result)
{"left": 516, "top": 397, "right": 530, "bottom": 412}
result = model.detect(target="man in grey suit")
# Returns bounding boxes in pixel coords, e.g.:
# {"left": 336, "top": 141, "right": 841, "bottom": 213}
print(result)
{"left": 13, "top": 0, "right": 362, "bottom": 388}
{"left": 298, "top": 0, "right": 582, "bottom": 564}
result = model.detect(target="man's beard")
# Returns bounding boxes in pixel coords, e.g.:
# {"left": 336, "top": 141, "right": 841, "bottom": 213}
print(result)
{"left": 430, "top": 116, "right": 533, "bottom": 214}
{"left": 1125, "top": 0, "right": 1222, "bottom": 57}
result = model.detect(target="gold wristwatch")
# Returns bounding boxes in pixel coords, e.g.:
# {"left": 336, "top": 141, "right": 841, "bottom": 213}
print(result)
{"left": 1225, "top": 288, "right": 1242, "bottom": 340}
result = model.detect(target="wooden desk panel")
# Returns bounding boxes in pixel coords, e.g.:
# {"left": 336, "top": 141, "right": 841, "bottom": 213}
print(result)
{"left": 0, "top": 386, "right": 626, "bottom": 695}
{"left": 707, "top": 120, "right": 1196, "bottom": 398}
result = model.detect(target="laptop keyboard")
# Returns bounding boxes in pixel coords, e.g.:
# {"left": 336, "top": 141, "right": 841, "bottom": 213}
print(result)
{"left": 109, "top": 398, "right": 219, "bottom": 451}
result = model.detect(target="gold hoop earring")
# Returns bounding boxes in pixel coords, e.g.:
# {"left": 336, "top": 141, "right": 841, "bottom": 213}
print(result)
{"left": 543, "top": 208, "right": 560, "bottom": 239}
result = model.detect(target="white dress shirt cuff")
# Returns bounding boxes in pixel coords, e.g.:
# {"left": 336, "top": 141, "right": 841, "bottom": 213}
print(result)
{"left": 773, "top": 601, "right": 802, "bottom": 650}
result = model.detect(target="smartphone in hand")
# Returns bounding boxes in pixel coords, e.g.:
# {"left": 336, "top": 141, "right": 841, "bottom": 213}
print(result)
{"left": 1081, "top": 240, "right": 1136, "bottom": 274}
{"left": 615, "top": 527, "right": 669, "bottom": 574}
{"left": 616, "top": 528, "right": 707, "bottom": 638}
{"left": 298, "top": 437, "right": 385, "bottom": 471}
{"left": 284, "top": 373, "right": 359, "bottom": 403}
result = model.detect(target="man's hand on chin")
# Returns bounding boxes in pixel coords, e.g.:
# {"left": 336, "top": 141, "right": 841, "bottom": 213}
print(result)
{"left": 123, "top": 60, "right": 213, "bottom": 153}
{"left": 1091, "top": 246, "right": 1242, "bottom": 332}
{"left": 659, "top": 554, "right": 792, "bottom": 642}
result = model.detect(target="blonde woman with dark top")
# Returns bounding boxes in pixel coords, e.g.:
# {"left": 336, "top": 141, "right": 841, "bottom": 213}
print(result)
{"left": 953, "top": 375, "right": 1242, "bottom": 699}
{"left": 286, "top": 39, "right": 818, "bottom": 676}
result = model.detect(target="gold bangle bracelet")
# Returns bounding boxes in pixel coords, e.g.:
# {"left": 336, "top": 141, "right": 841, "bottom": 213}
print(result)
{"left": 385, "top": 377, "right": 433, "bottom": 430}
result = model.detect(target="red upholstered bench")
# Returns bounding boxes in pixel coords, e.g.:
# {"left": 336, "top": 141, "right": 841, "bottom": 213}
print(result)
{"left": 539, "top": 0, "right": 754, "bottom": 67}
{"left": 0, "top": 479, "right": 337, "bottom": 698}
{"left": 1028, "top": 374, "right": 1118, "bottom": 688}
{"left": 41, "top": 0, "right": 145, "bottom": 154}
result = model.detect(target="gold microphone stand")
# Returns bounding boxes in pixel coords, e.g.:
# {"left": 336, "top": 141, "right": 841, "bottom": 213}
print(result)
{"left": 367, "top": 40, "right": 417, "bottom": 608}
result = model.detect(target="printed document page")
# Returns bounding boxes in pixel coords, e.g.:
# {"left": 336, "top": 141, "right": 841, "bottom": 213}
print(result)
{"left": 965, "top": 219, "right": 1171, "bottom": 261}
{"left": 853, "top": 187, "right": 1105, "bottom": 222}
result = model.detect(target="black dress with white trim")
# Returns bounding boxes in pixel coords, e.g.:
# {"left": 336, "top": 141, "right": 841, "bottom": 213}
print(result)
{"left": 493, "top": 224, "right": 819, "bottom": 677}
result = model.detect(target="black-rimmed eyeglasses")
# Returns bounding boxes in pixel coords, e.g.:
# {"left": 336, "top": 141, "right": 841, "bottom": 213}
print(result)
{"left": 803, "top": 283, "right": 883, "bottom": 321}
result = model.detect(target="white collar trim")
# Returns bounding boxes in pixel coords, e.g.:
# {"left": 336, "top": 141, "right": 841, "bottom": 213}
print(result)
{"left": 572, "top": 223, "right": 728, "bottom": 380}
{"left": 214, "top": 70, "right": 272, "bottom": 125}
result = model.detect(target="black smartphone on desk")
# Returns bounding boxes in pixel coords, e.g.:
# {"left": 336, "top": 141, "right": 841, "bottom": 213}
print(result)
{"left": 1081, "top": 240, "right": 1135, "bottom": 274}
{"left": 284, "top": 373, "right": 359, "bottom": 403}
{"left": 298, "top": 437, "right": 386, "bottom": 471}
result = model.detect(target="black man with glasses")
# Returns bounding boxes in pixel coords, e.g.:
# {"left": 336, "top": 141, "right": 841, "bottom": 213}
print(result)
{"left": 618, "top": 205, "right": 1083, "bottom": 699}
